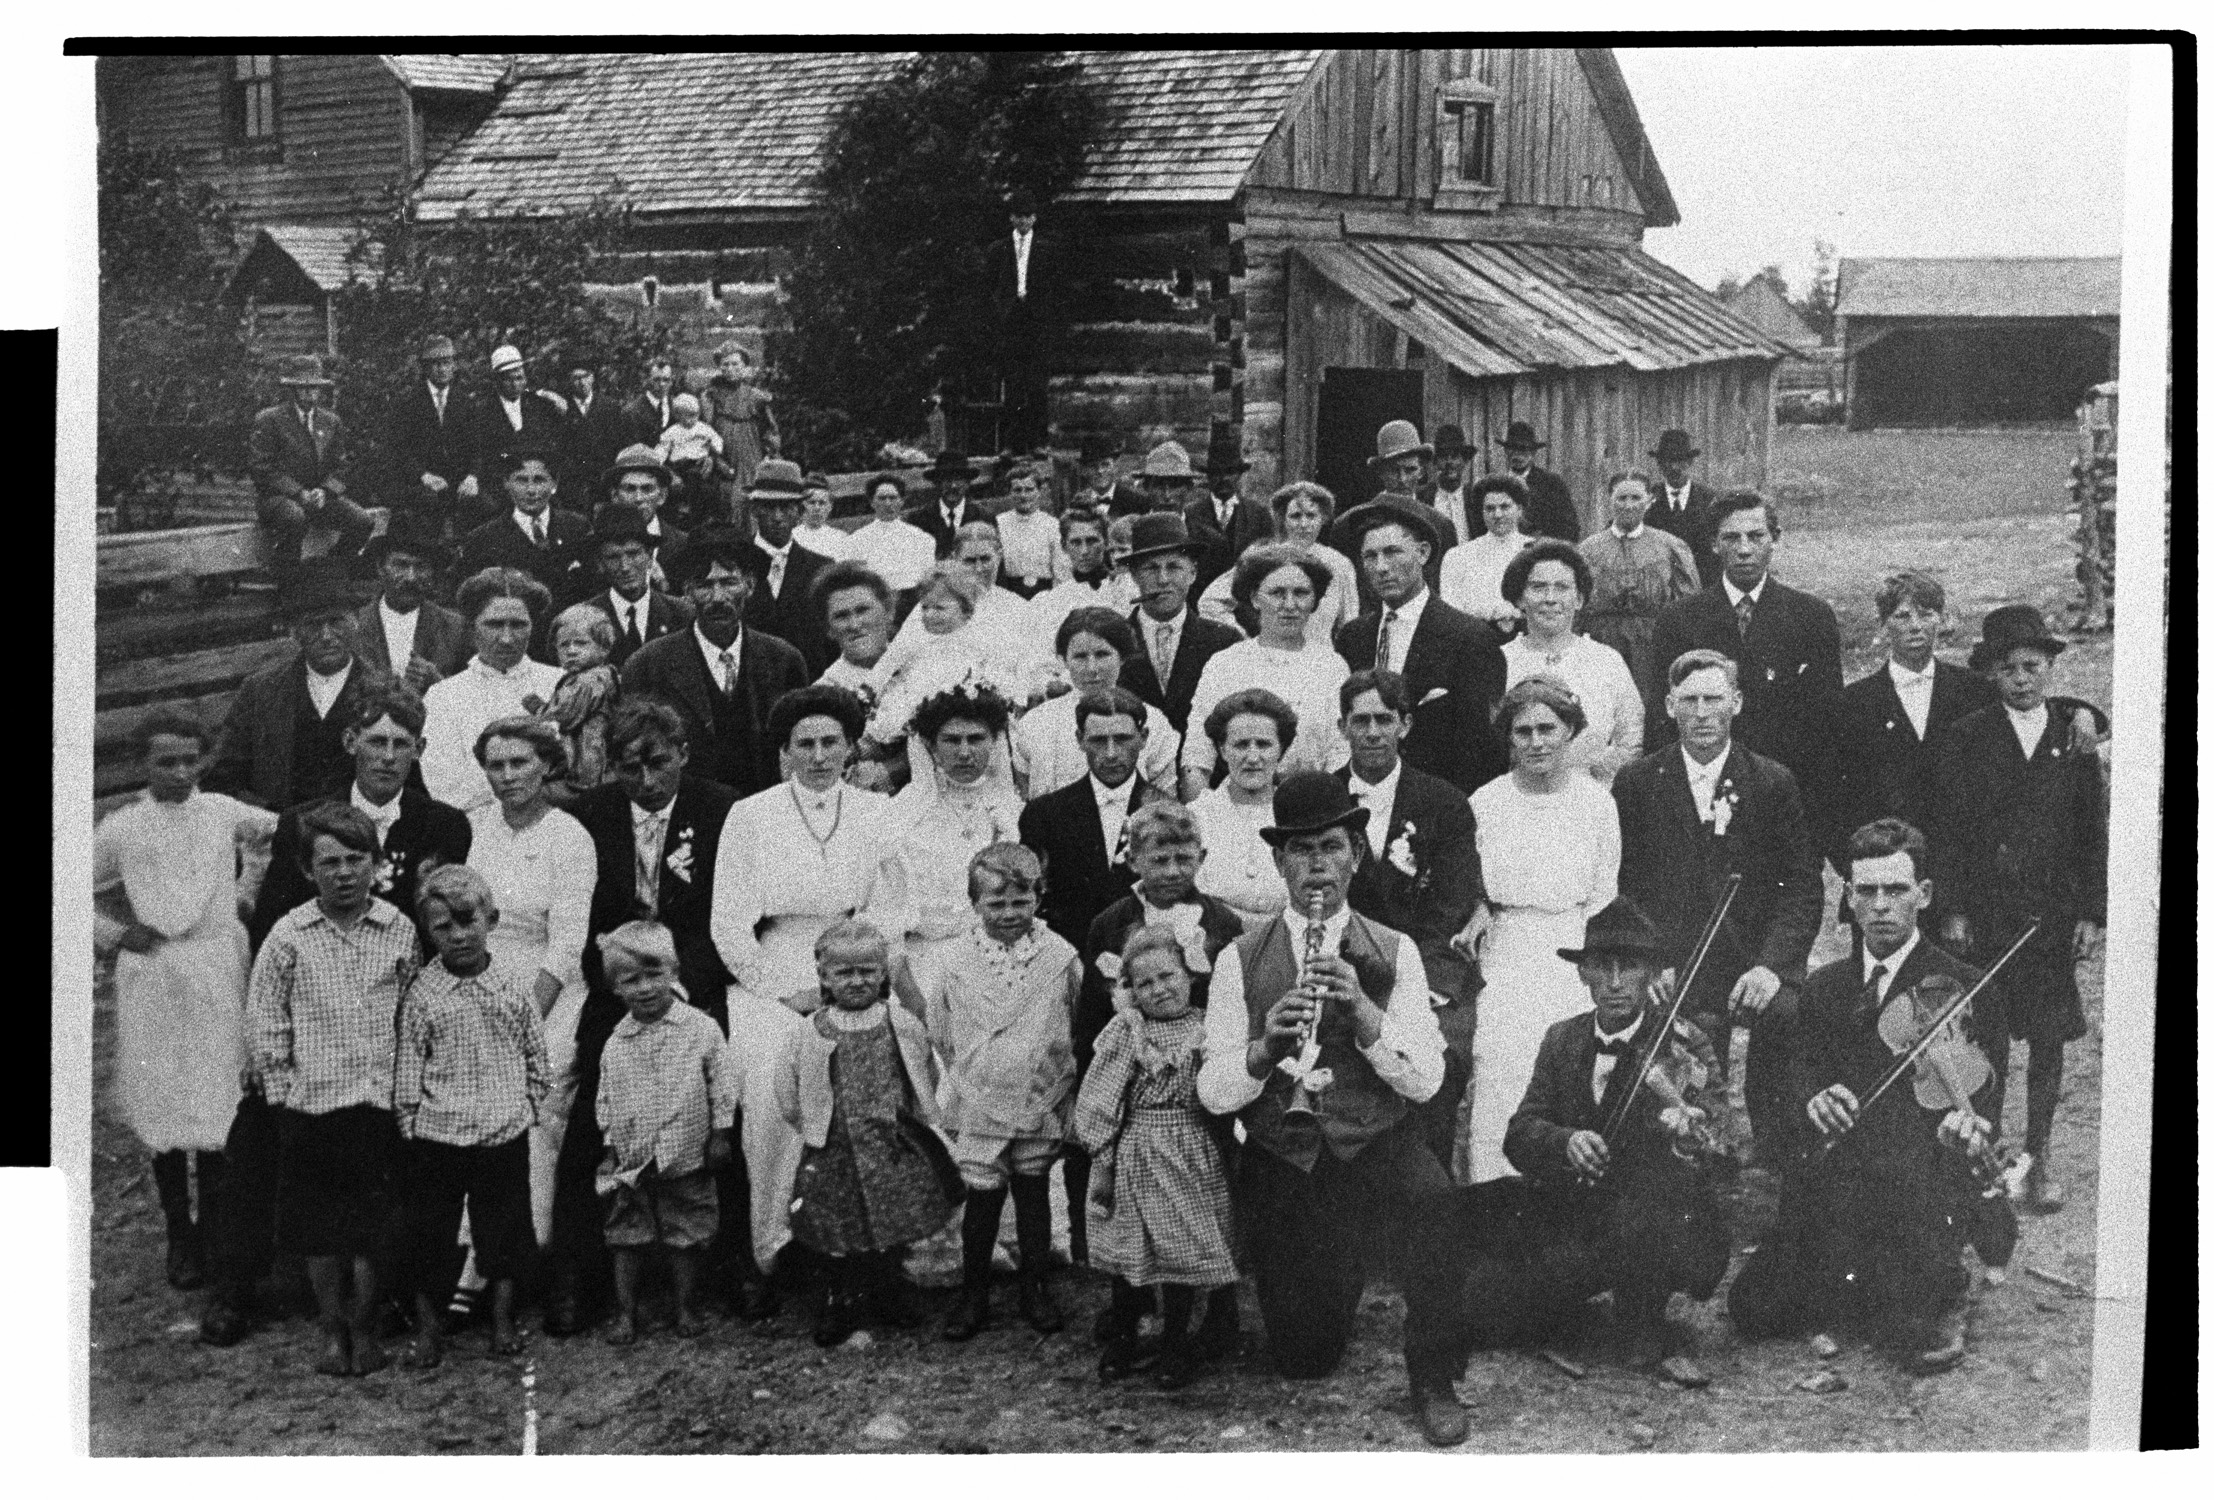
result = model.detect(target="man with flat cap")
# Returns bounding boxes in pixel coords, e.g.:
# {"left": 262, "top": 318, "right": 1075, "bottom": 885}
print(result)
{"left": 1496, "top": 420, "right": 1582, "bottom": 544}
{"left": 248, "top": 354, "right": 376, "bottom": 577}
{"left": 910, "top": 449, "right": 987, "bottom": 559}
{"left": 386, "top": 334, "right": 478, "bottom": 529}
{"left": 206, "top": 558, "right": 378, "bottom": 811}
{"left": 582, "top": 504, "right": 692, "bottom": 670}
{"left": 1645, "top": 429, "right": 1721, "bottom": 588}
{"left": 1114, "top": 512, "right": 1243, "bottom": 735}
{"left": 354, "top": 512, "right": 471, "bottom": 690}
{"left": 741, "top": 458, "right": 834, "bottom": 675}
{"left": 1197, "top": 771, "right": 1467, "bottom": 1446}
{"left": 1416, "top": 423, "right": 1482, "bottom": 548}
{"left": 1185, "top": 425, "right": 1274, "bottom": 590}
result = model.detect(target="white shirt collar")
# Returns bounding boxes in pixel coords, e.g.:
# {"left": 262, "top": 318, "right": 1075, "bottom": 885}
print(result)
{"left": 1888, "top": 656, "right": 1936, "bottom": 688}
{"left": 609, "top": 587, "right": 648, "bottom": 618}
{"left": 501, "top": 392, "right": 523, "bottom": 412}
{"left": 1142, "top": 605, "right": 1186, "bottom": 633}
{"left": 1284, "top": 902, "right": 1351, "bottom": 948}
{"left": 755, "top": 535, "right": 791, "bottom": 560}
{"left": 2005, "top": 702, "right": 2049, "bottom": 755}
{"left": 1381, "top": 587, "right": 1429, "bottom": 626}
{"left": 1348, "top": 760, "right": 1401, "bottom": 810}
{"left": 1862, "top": 929, "right": 1920, "bottom": 989}
{"left": 1722, "top": 575, "right": 1768, "bottom": 609}
{"left": 351, "top": 781, "right": 402, "bottom": 829}
{"left": 694, "top": 624, "right": 741, "bottom": 670}
{"left": 513, "top": 507, "right": 547, "bottom": 536}
{"left": 631, "top": 797, "right": 674, "bottom": 830}
{"left": 1090, "top": 772, "right": 1134, "bottom": 806}
{"left": 1680, "top": 744, "right": 1728, "bottom": 785}
{"left": 1594, "top": 1015, "right": 1641, "bottom": 1046}
{"left": 306, "top": 659, "right": 351, "bottom": 691}
{"left": 1611, "top": 522, "right": 1647, "bottom": 539}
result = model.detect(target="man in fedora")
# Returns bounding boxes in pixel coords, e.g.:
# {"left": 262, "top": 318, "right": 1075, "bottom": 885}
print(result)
{"left": 1135, "top": 438, "right": 1201, "bottom": 518}
{"left": 1331, "top": 503, "right": 1504, "bottom": 794}
{"left": 248, "top": 354, "right": 376, "bottom": 576}
{"left": 469, "top": 345, "right": 568, "bottom": 511}
{"left": 385, "top": 334, "right": 477, "bottom": 527}
{"left": 910, "top": 449, "right": 986, "bottom": 559}
{"left": 1185, "top": 425, "right": 1274, "bottom": 590}
{"left": 355, "top": 513, "right": 470, "bottom": 691}
{"left": 1454, "top": 895, "right": 1731, "bottom": 1387}
{"left": 1417, "top": 423, "right": 1482, "bottom": 547}
{"left": 1646, "top": 429, "right": 1720, "bottom": 588}
{"left": 207, "top": 559, "right": 378, "bottom": 811}
{"left": 1495, "top": 420, "right": 1582, "bottom": 543}
{"left": 1074, "top": 432, "right": 1147, "bottom": 519}
{"left": 1196, "top": 771, "right": 1465, "bottom": 1445}
{"left": 582, "top": 504, "right": 692, "bottom": 670}
{"left": 1367, "top": 419, "right": 1432, "bottom": 508}
{"left": 741, "top": 458, "right": 834, "bottom": 675}
{"left": 1930, "top": 605, "right": 2107, "bottom": 1213}
{"left": 599, "top": 443, "right": 689, "bottom": 573}
{"left": 1114, "top": 512, "right": 1242, "bottom": 733}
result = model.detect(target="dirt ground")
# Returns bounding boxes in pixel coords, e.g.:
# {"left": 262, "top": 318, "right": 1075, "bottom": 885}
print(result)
{"left": 86, "top": 427, "right": 2115, "bottom": 1455}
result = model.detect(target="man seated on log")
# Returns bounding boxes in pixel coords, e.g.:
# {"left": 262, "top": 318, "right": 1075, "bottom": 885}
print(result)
{"left": 1453, "top": 896, "right": 1732, "bottom": 1389}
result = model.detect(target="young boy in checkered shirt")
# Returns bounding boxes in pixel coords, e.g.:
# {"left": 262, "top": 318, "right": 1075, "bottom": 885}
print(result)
{"left": 594, "top": 920, "right": 737, "bottom": 1344}
{"left": 245, "top": 801, "right": 419, "bottom": 1378}
{"left": 394, "top": 864, "right": 550, "bottom": 1366}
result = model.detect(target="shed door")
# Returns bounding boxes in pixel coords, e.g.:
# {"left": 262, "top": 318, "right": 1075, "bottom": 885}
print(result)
{"left": 1315, "top": 367, "right": 1425, "bottom": 509}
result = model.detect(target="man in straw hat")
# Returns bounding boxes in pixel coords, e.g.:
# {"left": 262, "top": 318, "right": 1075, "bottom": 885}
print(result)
{"left": 386, "top": 333, "right": 477, "bottom": 523}
{"left": 1134, "top": 437, "right": 1202, "bottom": 519}
{"left": 1454, "top": 894, "right": 1731, "bottom": 1388}
{"left": 249, "top": 353, "right": 376, "bottom": 576}
{"left": 1494, "top": 419, "right": 1582, "bottom": 543}
{"left": 1185, "top": 425, "right": 1274, "bottom": 590}
{"left": 1196, "top": 771, "right": 1466, "bottom": 1443}
{"left": 469, "top": 344, "right": 568, "bottom": 513}
{"left": 1113, "top": 512, "right": 1243, "bottom": 733}
{"left": 1646, "top": 428, "right": 1721, "bottom": 587}
{"left": 740, "top": 458, "right": 835, "bottom": 675}
{"left": 910, "top": 448, "right": 986, "bottom": 559}
{"left": 1929, "top": 604, "right": 2107, "bottom": 1214}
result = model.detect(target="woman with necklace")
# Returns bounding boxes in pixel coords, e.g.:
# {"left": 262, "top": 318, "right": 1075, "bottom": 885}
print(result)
{"left": 1179, "top": 546, "right": 1349, "bottom": 799}
{"left": 879, "top": 687, "right": 1025, "bottom": 971}
{"left": 712, "top": 684, "right": 897, "bottom": 1281}
{"left": 1497, "top": 540, "right": 1643, "bottom": 785}
{"left": 1187, "top": 688, "right": 1298, "bottom": 931}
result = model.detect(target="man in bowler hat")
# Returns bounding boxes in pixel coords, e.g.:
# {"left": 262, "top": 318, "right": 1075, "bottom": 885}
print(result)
{"left": 1645, "top": 429, "right": 1721, "bottom": 587}
{"left": 1496, "top": 420, "right": 1582, "bottom": 543}
{"left": 910, "top": 449, "right": 986, "bottom": 558}
{"left": 1113, "top": 512, "right": 1243, "bottom": 733}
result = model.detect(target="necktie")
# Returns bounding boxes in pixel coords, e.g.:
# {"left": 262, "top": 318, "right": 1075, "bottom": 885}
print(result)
{"left": 624, "top": 605, "right": 644, "bottom": 653}
{"left": 769, "top": 550, "right": 786, "bottom": 598}
{"left": 1734, "top": 594, "right": 1754, "bottom": 639}
{"left": 634, "top": 814, "right": 664, "bottom": 915}
{"left": 530, "top": 514, "right": 546, "bottom": 548}
{"left": 1153, "top": 621, "right": 1175, "bottom": 684}
{"left": 1375, "top": 610, "right": 1397, "bottom": 672}
{"left": 433, "top": 388, "right": 445, "bottom": 423}
{"left": 717, "top": 650, "right": 738, "bottom": 697}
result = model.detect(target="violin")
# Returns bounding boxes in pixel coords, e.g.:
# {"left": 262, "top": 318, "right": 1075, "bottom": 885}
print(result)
{"left": 1633, "top": 1016, "right": 1733, "bottom": 1164}
{"left": 1876, "top": 974, "right": 2012, "bottom": 1192}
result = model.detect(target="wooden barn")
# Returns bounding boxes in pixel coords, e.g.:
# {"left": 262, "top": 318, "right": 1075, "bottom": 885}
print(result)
{"left": 1835, "top": 255, "right": 2121, "bottom": 429}
{"left": 1722, "top": 277, "right": 1822, "bottom": 357}
{"left": 415, "top": 48, "right": 1787, "bottom": 533}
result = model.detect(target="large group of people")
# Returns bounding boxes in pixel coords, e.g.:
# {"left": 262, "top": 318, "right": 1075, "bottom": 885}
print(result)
{"left": 102, "top": 398, "right": 2109, "bottom": 1447}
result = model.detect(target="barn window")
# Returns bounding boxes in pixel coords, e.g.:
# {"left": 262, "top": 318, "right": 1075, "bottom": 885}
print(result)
{"left": 228, "top": 55, "right": 280, "bottom": 143}
{"left": 1435, "top": 78, "right": 1503, "bottom": 212}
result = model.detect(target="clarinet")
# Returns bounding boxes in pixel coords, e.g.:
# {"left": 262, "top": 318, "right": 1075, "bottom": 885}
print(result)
{"left": 1280, "top": 888, "right": 1329, "bottom": 1117}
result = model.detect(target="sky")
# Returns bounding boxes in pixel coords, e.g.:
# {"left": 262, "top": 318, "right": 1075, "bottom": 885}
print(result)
{"left": 1614, "top": 44, "right": 2133, "bottom": 297}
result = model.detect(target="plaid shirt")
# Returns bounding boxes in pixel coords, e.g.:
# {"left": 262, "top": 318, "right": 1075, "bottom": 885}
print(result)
{"left": 597, "top": 1002, "right": 737, "bottom": 1176}
{"left": 247, "top": 899, "right": 419, "bottom": 1115}
{"left": 394, "top": 955, "right": 551, "bottom": 1147}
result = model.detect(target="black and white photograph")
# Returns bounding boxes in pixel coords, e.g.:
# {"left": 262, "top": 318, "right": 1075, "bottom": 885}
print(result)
{"left": 48, "top": 29, "right": 2179, "bottom": 1462}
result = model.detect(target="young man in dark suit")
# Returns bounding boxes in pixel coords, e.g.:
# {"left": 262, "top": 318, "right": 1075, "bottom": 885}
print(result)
{"left": 1183, "top": 426, "right": 1274, "bottom": 591}
{"left": 385, "top": 334, "right": 477, "bottom": 532}
{"left": 908, "top": 450, "right": 987, "bottom": 559}
{"left": 545, "top": 699, "right": 741, "bottom": 1333}
{"left": 579, "top": 506, "right": 692, "bottom": 670}
{"left": 456, "top": 450, "right": 594, "bottom": 610}
{"left": 1644, "top": 429, "right": 1721, "bottom": 589}
{"left": 1733, "top": 818, "right": 2003, "bottom": 1373}
{"left": 1335, "top": 669, "right": 1484, "bottom": 1165}
{"left": 207, "top": 562, "right": 377, "bottom": 812}
{"left": 1017, "top": 687, "right": 1162, "bottom": 951}
{"left": 1332, "top": 504, "right": 1507, "bottom": 795}
{"left": 1611, "top": 648, "right": 1824, "bottom": 1155}
{"left": 619, "top": 527, "right": 810, "bottom": 801}
{"left": 1415, "top": 423, "right": 1480, "bottom": 548}
{"left": 247, "top": 354, "right": 376, "bottom": 576}
{"left": 620, "top": 357, "right": 683, "bottom": 452}
{"left": 1931, "top": 605, "right": 2108, "bottom": 1214}
{"left": 599, "top": 444, "right": 689, "bottom": 571}
{"left": 1455, "top": 897, "right": 1732, "bottom": 1386}
{"left": 1074, "top": 433, "right": 1148, "bottom": 520}
{"left": 987, "top": 189, "right": 1056, "bottom": 452}
{"left": 1647, "top": 491, "right": 1843, "bottom": 838}
{"left": 740, "top": 459, "right": 834, "bottom": 675}
{"left": 1495, "top": 420, "right": 1582, "bottom": 543}
{"left": 1115, "top": 513, "right": 1242, "bottom": 735}
{"left": 353, "top": 515, "right": 471, "bottom": 691}
{"left": 467, "top": 346, "right": 570, "bottom": 521}
{"left": 559, "top": 364, "right": 632, "bottom": 501}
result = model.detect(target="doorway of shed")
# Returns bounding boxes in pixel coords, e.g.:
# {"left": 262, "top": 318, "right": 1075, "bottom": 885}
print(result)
{"left": 1315, "top": 367, "right": 1425, "bottom": 507}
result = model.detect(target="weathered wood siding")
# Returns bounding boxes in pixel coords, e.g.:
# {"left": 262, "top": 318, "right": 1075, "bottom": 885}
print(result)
{"left": 96, "top": 54, "right": 412, "bottom": 228}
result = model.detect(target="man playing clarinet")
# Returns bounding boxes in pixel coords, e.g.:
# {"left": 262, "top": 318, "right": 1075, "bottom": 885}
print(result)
{"left": 1731, "top": 817, "right": 2001, "bottom": 1373}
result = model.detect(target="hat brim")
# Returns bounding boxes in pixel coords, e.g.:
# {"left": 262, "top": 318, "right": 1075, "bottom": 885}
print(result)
{"left": 1968, "top": 636, "right": 2065, "bottom": 671}
{"left": 600, "top": 459, "right": 674, "bottom": 490}
{"left": 1259, "top": 807, "right": 1371, "bottom": 847}
{"left": 1648, "top": 446, "right": 1701, "bottom": 460}
{"left": 1332, "top": 499, "right": 1453, "bottom": 560}
{"left": 1556, "top": 941, "right": 1668, "bottom": 965}
{"left": 1499, "top": 435, "right": 1549, "bottom": 450}
{"left": 748, "top": 484, "right": 807, "bottom": 503}
{"left": 1368, "top": 445, "right": 1434, "bottom": 467}
{"left": 1122, "top": 540, "right": 1203, "bottom": 566}
{"left": 1204, "top": 461, "right": 1252, "bottom": 477}
{"left": 365, "top": 531, "right": 449, "bottom": 565}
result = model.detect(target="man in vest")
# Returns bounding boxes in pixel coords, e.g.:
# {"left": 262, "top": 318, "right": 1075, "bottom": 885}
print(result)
{"left": 1197, "top": 771, "right": 1469, "bottom": 1446}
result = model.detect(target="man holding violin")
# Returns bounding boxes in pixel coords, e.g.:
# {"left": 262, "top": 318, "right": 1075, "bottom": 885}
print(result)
{"left": 1731, "top": 817, "right": 2000, "bottom": 1374}
{"left": 1453, "top": 897, "right": 1732, "bottom": 1388}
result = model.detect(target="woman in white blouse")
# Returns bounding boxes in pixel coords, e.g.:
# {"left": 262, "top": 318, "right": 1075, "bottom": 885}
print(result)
{"left": 1187, "top": 687, "right": 1298, "bottom": 931}
{"left": 1438, "top": 474, "right": 1533, "bottom": 631}
{"left": 1496, "top": 540, "right": 1643, "bottom": 786}
{"left": 711, "top": 684, "right": 896, "bottom": 1277}
{"left": 420, "top": 569, "right": 567, "bottom": 813}
{"left": 1196, "top": 482, "right": 1359, "bottom": 648}
{"left": 467, "top": 716, "right": 598, "bottom": 1245}
{"left": 1450, "top": 677, "right": 1621, "bottom": 1182}
{"left": 1180, "top": 546, "right": 1349, "bottom": 798}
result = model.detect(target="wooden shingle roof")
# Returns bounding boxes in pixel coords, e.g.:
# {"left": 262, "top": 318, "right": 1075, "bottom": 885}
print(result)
{"left": 382, "top": 55, "right": 510, "bottom": 95}
{"left": 416, "top": 50, "right": 1326, "bottom": 220}
{"left": 1836, "top": 257, "right": 2121, "bottom": 320}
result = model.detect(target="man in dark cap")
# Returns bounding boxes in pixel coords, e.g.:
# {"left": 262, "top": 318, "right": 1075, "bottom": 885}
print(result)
{"left": 386, "top": 333, "right": 478, "bottom": 528}
{"left": 1495, "top": 420, "right": 1582, "bottom": 543}
{"left": 1417, "top": 423, "right": 1482, "bottom": 547}
{"left": 206, "top": 559, "right": 377, "bottom": 810}
{"left": 1197, "top": 771, "right": 1466, "bottom": 1446}
{"left": 1646, "top": 429, "right": 1720, "bottom": 587}
{"left": 1114, "top": 512, "right": 1243, "bottom": 733}
{"left": 910, "top": 450, "right": 986, "bottom": 559}
{"left": 1185, "top": 424, "right": 1273, "bottom": 589}
{"left": 249, "top": 354, "right": 376, "bottom": 576}
{"left": 354, "top": 514, "right": 470, "bottom": 690}
{"left": 582, "top": 505, "right": 692, "bottom": 669}
{"left": 740, "top": 459, "right": 834, "bottom": 674}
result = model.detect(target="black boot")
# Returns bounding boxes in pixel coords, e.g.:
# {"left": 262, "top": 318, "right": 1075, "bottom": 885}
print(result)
{"left": 1153, "top": 1285, "right": 1200, "bottom": 1389}
{"left": 814, "top": 1259, "right": 861, "bottom": 1347}
{"left": 153, "top": 1151, "right": 204, "bottom": 1291}
{"left": 1010, "top": 1172, "right": 1064, "bottom": 1333}
{"left": 1097, "top": 1278, "right": 1151, "bottom": 1381}
{"left": 865, "top": 1251, "right": 922, "bottom": 1329}
{"left": 1062, "top": 1152, "right": 1091, "bottom": 1267}
{"left": 943, "top": 1187, "right": 1005, "bottom": 1341}
{"left": 1194, "top": 1283, "right": 1242, "bottom": 1362}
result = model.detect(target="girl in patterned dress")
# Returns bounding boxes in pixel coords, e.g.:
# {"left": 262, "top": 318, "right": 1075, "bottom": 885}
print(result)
{"left": 1074, "top": 925, "right": 1238, "bottom": 1389}
{"left": 775, "top": 920, "right": 958, "bottom": 1347}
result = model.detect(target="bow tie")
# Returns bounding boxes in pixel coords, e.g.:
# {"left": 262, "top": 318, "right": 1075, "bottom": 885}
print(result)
{"left": 1595, "top": 1035, "right": 1637, "bottom": 1058}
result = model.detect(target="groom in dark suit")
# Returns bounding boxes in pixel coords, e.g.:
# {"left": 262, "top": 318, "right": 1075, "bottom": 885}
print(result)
{"left": 1115, "top": 513, "right": 1242, "bottom": 734}
{"left": 1018, "top": 687, "right": 1162, "bottom": 950}
{"left": 1612, "top": 648, "right": 1824, "bottom": 1153}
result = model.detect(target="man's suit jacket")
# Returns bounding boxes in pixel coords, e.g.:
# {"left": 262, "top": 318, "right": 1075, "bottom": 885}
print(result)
{"left": 1504, "top": 1008, "right": 1725, "bottom": 1183}
{"left": 560, "top": 395, "right": 631, "bottom": 496}
{"left": 1339, "top": 763, "right": 1484, "bottom": 1005}
{"left": 351, "top": 596, "right": 472, "bottom": 685}
{"left": 207, "top": 652, "right": 375, "bottom": 811}
{"left": 1829, "top": 660, "right": 1998, "bottom": 871}
{"left": 742, "top": 542, "right": 835, "bottom": 675}
{"left": 988, "top": 230, "right": 1059, "bottom": 325}
{"left": 1076, "top": 891, "right": 1246, "bottom": 1070}
{"left": 1017, "top": 774, "right": 1161, "bottom": 951}
{"left": 1117, "top": 608, "right": 1243, "bottom": 733}
{"left": 1078, "top": 482, "right": 1150, "bottom": 521}
{"left": 581, "top": 587, "right": 694, "bottom": 670}
{"left": 1611, "top": 741, "right": 1824, "bottom": 1021}
{"left": 1182, "top": 495, "right": 1274, "bottom": 591}
{"left": 1333, "top": 596, "right": 1507, "bottom": 794}
{"left": 1416, "top": 481, "right": 1479, "bottom": 549}
{"left": 1646, "top": 483, "right": 1721, "bottom": 589}
{"left": 248, "top": 785, "right": 471, "bottom": 951}
{"left": 468, "top": 391, "right": 569, "bottom": 486}
{"left": 619, "top": 627, "right": 811, "bottom": 802}
{"left": 906, "top": 498, "right": 990, "bottom": 560}
{"left": 248, "top": 403, "right": 348, "bottom": 503}
{"left": 1517, "top": 466, "right": 1582, "bottom": 544}
{"left": 384, "top": 381, "right": 474, "bottom": 498}
{"left": 1647, "top": 577, "right": 1843, "bottom": 834}
{"left": 620, "top": 391, "right": 683, "bottom": 452}
{"left": 573, "top": 774, "right": 738, "bottom": 1034}
{"left": 457, "top": 508, "right": 595, "bottom": 608}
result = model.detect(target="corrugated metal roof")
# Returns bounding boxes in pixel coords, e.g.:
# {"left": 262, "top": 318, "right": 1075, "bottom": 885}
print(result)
{"left": 1298, "top": 238, "right": 1791, "bottom": 378}
{"left": 242, "top": 224, "right": 366, "bottom": 293}
{"left": 382, "top": 55, "right": 510, "bottom": 94}
{"left": 1836, "top": 257, "right": 2121, "bottom": 319}
{"left": 416, "top": 50, "right": 1324, "bottom": 219}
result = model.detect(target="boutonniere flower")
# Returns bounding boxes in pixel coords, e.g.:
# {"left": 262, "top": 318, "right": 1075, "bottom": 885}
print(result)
{"left": 665, "top": 828, "right": 697, "bottom": 884}
{"left": 1094, "top": 951, "right": 1123, "bottom": 982}
{"left": 372, "top": 852, "right": 400, "bottom": 896}
{"left": 1709, "top": 781, "right": 1739, "bottom": 837}
{"left": 1386, "top": 821, "right": 1419, "bottom": 877}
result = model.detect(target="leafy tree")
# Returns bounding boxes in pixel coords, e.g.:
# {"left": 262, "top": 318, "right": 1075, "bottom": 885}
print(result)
{"left": 1796, "top": 239, "right": 1840, "bottom": 344}
{"left": 775, "top": 51, "right": 1099, "bottom": 470}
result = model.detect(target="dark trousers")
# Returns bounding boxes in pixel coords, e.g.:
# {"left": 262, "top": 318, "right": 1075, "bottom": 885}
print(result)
{"left": 398, "top": 1135, "right": 533, "bottom": 1298}
{"left": 1711, "top": 992, "right": 1802, "bottom": 1161}
{"left": 1983, "top": 1032, "right": 2066, "bottom": 1158}
{"left": 1238, "top": 1120, "right": 1465, "bottom": 1387}
{"left": 274, "top": 1105, "right": 401, "bottom": 1260}
{"left": 256, "top": 490, "right": 377, "bottom": 573}
{"left": 205, "top": 1093, "right": 282, "bottom": 1301}
{"left": 1728, "top": 1167, "right": 1968, "bottom": 1346}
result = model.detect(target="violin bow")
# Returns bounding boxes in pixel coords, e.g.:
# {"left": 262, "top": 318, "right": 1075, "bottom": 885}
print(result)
{"left": 1599, "top": 873, "right": 1742, "bottom": 1149}
{"left": 1821, "top": 919, "right": 2040, "bottom": 1153}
